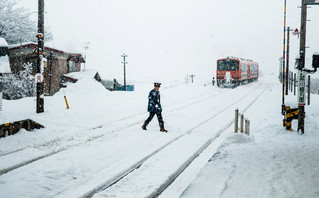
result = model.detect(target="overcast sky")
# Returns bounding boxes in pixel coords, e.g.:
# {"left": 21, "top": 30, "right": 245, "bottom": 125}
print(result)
{"left": 18, "top": 0, "right": 319, "bottom": 83}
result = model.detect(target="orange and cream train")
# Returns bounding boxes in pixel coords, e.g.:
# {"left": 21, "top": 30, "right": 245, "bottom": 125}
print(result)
{"left": 216, "top": 56, "right": 259, "bottom": 87}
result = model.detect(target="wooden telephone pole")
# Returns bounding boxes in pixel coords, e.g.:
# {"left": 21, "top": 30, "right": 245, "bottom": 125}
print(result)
{"left": 36, "top": 0, "right": 44, "bottom": 113}
{"left": 297, "top": 0, "right": 308, "bottom": 133}
{"left": 121, "top": 53, "right": 128, "bottom": 91}
{"left": 189, "top": 74, "right": 195, "bottom": 83}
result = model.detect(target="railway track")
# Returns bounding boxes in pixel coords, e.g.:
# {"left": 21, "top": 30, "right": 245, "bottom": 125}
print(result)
{"left": 53, "top": 83, "right": 267, "bottom": 198}
{"left": 0, "top": 83, "right": 266, "bottom": 198}
{"left": 0, "top": 85, "right": 233, "bottom": 176}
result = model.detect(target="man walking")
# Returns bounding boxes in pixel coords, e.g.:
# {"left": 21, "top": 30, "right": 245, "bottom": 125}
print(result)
{"left": 142, "top": 82, "right": 168, "bottom": 132}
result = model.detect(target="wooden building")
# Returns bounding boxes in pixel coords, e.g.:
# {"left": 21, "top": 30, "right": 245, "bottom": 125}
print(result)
{"left": 8, "top": 42, "right": 85, "bottom": 95}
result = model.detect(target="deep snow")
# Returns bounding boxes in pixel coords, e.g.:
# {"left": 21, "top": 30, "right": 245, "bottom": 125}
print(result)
{"left": 180, "top": 78, "right": 319, "bottom": 198}
{"left": 0, "top": 70, "right": 318, "bottom": 198}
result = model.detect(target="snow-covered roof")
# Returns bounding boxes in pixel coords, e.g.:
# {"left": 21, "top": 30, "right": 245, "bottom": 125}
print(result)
{"left": 8, "top": 42, "right": 35, "bottom": 49}
{"left": 0, "top": 38, "right": 8, "bottom": 47}
{"left": 9, "top": 42, "right": 82, "bottom": 55}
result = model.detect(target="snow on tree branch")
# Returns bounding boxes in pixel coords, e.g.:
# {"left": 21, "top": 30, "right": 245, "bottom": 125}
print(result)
{"left": 0, "top": 0, "right": 52, "bottom": 45}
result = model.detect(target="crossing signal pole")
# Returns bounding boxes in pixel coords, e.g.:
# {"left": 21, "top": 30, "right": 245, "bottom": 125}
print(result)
{"left": 281, "top": 0, "right": 287, "bottom": 115}
{"left": 286, "top": 27, "right": 293, "bottom": 96}
{"left": 36, "top": 0, "right": 44, "bottom": 113}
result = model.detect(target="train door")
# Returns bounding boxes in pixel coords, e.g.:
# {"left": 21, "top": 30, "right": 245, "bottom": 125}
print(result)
{"left": 247, "top": 63, "right": 251, "bottom": 82}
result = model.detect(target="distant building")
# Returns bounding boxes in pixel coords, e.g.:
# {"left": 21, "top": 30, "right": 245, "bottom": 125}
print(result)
{"left": 8, "top": 42, "right": 85, "bottom": 95}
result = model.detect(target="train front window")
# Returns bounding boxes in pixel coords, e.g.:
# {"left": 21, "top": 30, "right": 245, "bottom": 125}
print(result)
{"left": 217, "top": 60, "right": 239, "bottom": 71}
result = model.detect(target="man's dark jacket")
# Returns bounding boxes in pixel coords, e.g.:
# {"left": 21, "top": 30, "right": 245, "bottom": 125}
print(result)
{"left": 147, "top": 89, "right": 162, "bottom": 113}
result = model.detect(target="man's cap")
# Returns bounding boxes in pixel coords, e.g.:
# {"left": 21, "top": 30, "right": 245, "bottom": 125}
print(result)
{"left": 154, "top": 82, "right": 161, "bottom": 87}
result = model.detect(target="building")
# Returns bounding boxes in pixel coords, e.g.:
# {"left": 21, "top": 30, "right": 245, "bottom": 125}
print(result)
{"left": 8, "top": 42, "right": 85, "bottom": 95}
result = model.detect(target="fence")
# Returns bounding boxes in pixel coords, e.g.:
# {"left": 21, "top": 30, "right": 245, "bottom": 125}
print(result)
{"left": 234, "top": 109, "right": 250, "bottom": 135}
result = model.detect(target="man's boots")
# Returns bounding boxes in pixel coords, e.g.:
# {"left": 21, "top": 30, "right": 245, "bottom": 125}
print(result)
{"left": 159, "top": 122, "right": 168, "bottom": 132}
{"left": 142, "top": 121, "right": 148, "bottom": 130}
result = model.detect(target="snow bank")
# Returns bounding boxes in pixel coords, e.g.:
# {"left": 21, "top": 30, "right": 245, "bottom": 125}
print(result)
{"left": 0, "top": 38, "right": 8, "bottom": 47}
{"left": 0, "top": 56, "right": 11, "bottom": 73}
{"left": 181, "top": 77, "right": 319, "bottom": 198}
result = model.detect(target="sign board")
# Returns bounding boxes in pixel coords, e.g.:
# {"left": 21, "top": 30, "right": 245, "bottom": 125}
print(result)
{"left": 297, "top": 70, "right": 307, "bottom": 106}
{"left": 304, "top": 0, "right": 319, "bottom": 5}
{"left": 35, "top": 74, "right": 43, "bottom": 83}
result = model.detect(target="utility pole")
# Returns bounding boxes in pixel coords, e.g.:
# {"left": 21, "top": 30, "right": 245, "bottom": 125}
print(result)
{"left": 121, "top": 53, "right": 128, "bottom": 91}
{"left": 36, "top": 0, "right": 44, "bottom": 113}
{"left": 83, "top": 42, "right": 89, "bottom": 71}
{"left": 297, "top": 0, "right": 307, "bottom": 134}
{"left": 189, "top": 74, "right": 195, "bottom": 83}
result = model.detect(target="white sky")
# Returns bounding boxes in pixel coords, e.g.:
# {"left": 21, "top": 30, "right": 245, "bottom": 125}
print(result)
{"left": 17, "top": 0, "right": 319, "bottom": 82}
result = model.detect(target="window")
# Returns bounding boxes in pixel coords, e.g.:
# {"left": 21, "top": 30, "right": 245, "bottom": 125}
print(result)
{"left": 217, "top": 59, "right": 239, "bottom": 71}
{"left": 69, "top": 61, "right": 76, "bottom": 72}
{"left": 241, "top": 63, "right": 248, "bottom": 72}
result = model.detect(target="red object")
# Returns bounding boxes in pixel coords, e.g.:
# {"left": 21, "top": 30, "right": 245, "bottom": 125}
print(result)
{"left": 216, "top": 57, "right": 259, "bottom": 87}
{"left": 293, "top": 28, "right": 300, "bottom": 38}
{"left": 37, "top": 75, "right": 42, "bottom": 83}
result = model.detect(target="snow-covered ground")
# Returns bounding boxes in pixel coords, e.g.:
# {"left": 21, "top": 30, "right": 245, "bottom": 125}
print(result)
{"left": 181, "top": 78, "right": 319, "bottom": 198}
{"left": 0, "top": 71, "right": 318, "bottom": 198}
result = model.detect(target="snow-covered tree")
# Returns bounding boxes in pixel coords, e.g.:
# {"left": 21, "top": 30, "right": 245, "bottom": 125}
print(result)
{"left": 0, "top": 62, "right": 35, "bottom": 100}
{"left": 0, "top": 0, "right": 52, "bottom": 44}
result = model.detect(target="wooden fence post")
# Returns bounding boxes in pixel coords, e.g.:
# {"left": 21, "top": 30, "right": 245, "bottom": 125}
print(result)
{"left": 240, "top": 114, "right": 244, "bottom": 133}
{"left": 244, "top": 119, "right": 247, "bottom": 134}
{"left": 234, "top": 109, "right": 239, "bottom": 133}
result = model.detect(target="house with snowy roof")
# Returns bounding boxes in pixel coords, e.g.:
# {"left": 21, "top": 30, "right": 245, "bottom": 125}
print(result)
{"left": 8, "top": 42, "right": 85, "bottom": 95}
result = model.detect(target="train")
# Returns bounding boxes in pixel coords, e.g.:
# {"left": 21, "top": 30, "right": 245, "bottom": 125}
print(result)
{"left": 216, "top": 56, "right": 259, "bottom": 87}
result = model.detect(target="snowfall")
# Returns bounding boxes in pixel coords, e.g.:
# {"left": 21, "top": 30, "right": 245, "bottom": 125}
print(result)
{"left": 0, "top": 69, "right": 318, "bottom": 198}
